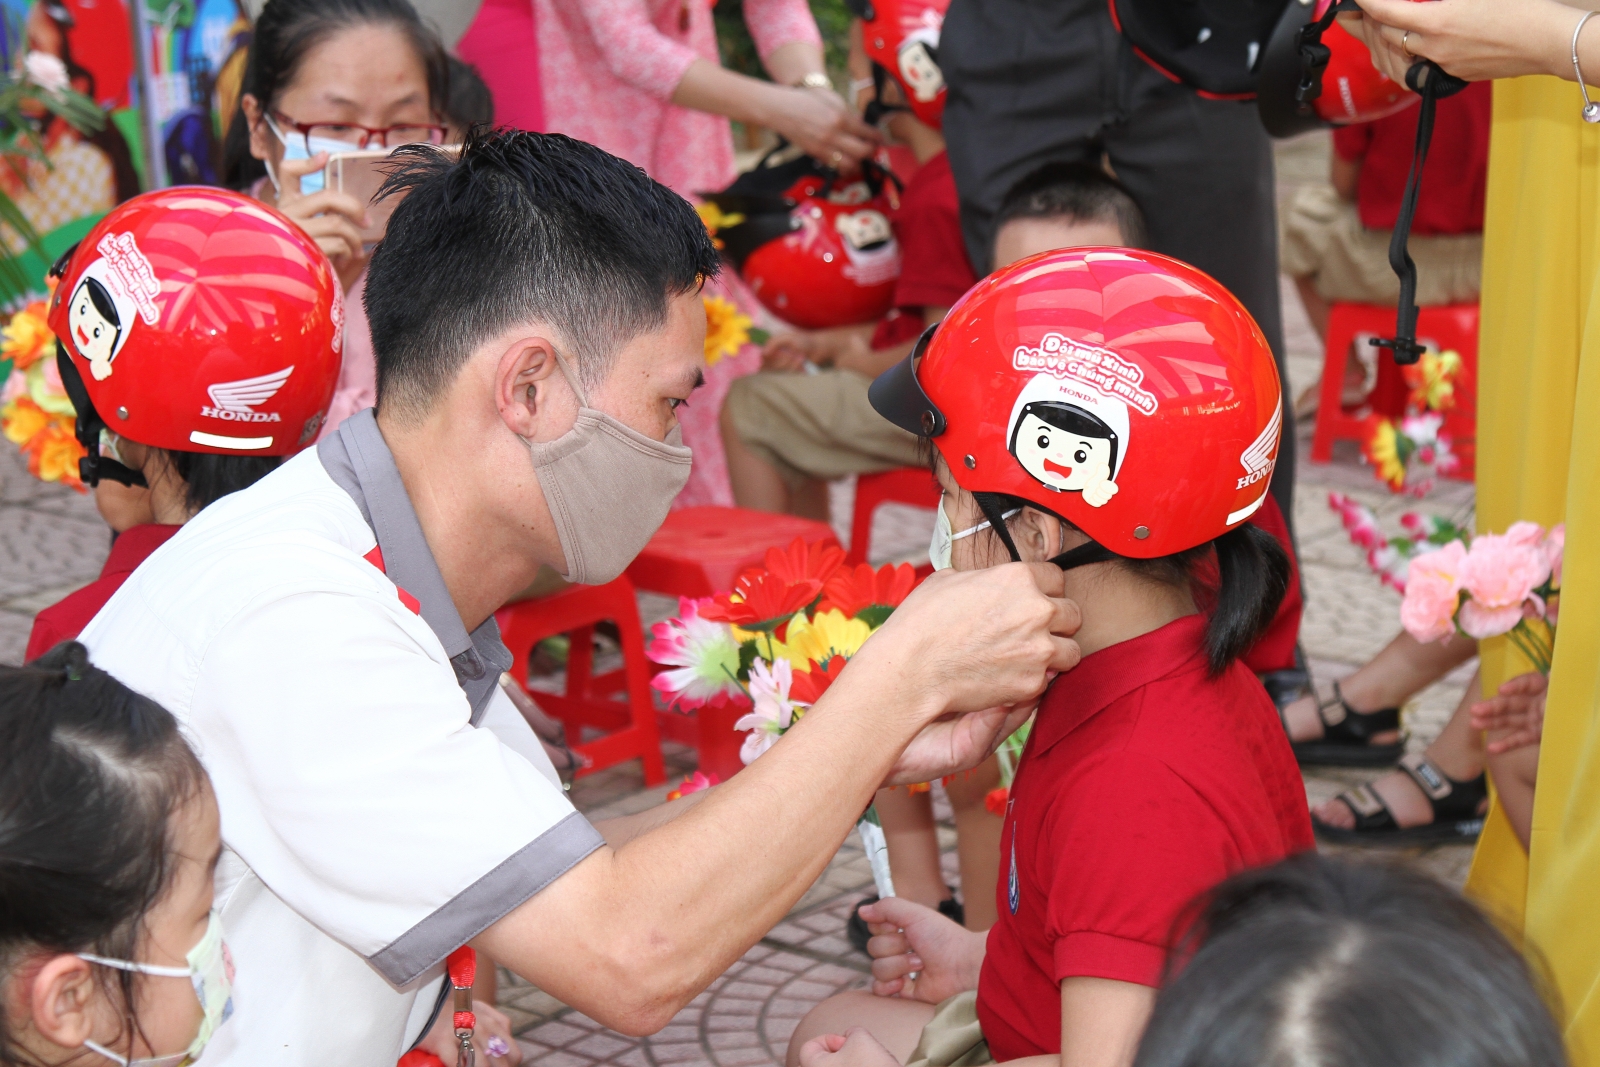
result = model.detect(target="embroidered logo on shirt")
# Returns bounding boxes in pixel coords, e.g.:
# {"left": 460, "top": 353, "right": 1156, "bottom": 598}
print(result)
{"left": 201, "top": 367, "right": 293, "bottom": 423}
{"left": 1008, "top": 831, "right": 1020, "bottom": 915}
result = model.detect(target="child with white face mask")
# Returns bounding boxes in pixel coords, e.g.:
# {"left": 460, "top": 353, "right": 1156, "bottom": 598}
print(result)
{"left": 0, "top": 642, "right": 232, "bottom": 1067}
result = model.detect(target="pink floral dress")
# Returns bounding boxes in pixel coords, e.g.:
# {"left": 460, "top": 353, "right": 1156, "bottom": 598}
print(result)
{"left": 537, "top": 0, "right": 821, "bottom": 507}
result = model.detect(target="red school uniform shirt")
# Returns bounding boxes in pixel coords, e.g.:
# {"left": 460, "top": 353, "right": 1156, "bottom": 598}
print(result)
{"left": 24, "top": 523, "right": 181, "bottom": 662}
{"left": 975, "top": 614, "right": 1313, "bottom": 1061}
{"left": 872, "top": 150, "right": 978, "bottom": 350}
{"left": 1332, "top": 79, "right": 1491, "bottom": 236}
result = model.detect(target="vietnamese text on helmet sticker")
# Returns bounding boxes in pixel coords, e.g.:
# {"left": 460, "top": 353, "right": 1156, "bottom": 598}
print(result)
{"left": 201, "top": 366, "right": 294, "bottom": 424}
{"left": 1010, "top": 333, "right": 1159, "bottom": 416}
{"left": 330, "top": 283, "right": 345, "bottom": 355}
{"left": 68, "top": 233, "right": 161, "bottom": 382}
{"left": 1006, "top": 372, "right": 1131, "bottom": 509}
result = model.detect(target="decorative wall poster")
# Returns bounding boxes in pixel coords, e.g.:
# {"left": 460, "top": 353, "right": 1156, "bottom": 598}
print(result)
{"left": 136, "top": 0, "right": 250, "bottom": 188}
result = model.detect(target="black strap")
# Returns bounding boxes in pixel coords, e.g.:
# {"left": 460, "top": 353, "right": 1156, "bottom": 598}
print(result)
{"left": 1371, "top": 60, "right": 1468, "bottom": 364}
{"left": 971, "top": 491, "right": 1122, "bottom": 571}
{"left": 1049, "top": 541, "right": 1120, "bottom": 571}
{"left": 54, "top": 341, "right": 146, "bottom": 489}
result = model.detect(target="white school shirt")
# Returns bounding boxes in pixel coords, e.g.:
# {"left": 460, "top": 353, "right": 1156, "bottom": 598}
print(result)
{"left": 79, "top": 411, "right": 603, "bottom": 1067}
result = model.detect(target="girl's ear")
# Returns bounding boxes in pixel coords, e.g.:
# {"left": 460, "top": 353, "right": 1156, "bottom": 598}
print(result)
{"left": 1011, "top": 508, "right": 1063, "bottom": 562}
{"left": 26, "top": 955, "right": 100, "bottom": 1049}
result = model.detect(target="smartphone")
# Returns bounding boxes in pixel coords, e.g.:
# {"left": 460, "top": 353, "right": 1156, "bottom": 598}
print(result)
{"left": 328, "top": 144, "right": 461, "bottom": 247}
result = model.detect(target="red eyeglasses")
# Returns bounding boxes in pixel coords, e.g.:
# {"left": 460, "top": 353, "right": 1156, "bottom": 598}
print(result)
{"left": 269, "top": 110, "right": 449, "bottom": 151}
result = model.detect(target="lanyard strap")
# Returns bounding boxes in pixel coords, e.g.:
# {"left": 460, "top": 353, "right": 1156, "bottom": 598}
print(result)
{"left": 447, "top": 946, "right": 477, "bottom": 1067}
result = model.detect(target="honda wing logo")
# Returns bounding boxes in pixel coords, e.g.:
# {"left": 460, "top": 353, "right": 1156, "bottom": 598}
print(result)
{"left": 202, "top": 367, "right": 294, "bottom": 423}
{"left": 1235, "top": 402, "right": 1281, "bottom": 490}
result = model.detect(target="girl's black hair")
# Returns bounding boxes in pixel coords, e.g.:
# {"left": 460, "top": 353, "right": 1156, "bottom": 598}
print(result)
{"left": 164, "top": 450, "right": 282, "bottom": 515}
{"left": 1136, "top": 853, "right": 1567, "bottom": 1067}
{"left": 0, "top": 642, "right": 207, "bottom": 1067}
{"left": 222, "top": 0, "right": 449, "bottom": 189}
{"left": 1010, "top": 400, "right": 1120, "bottom": 480}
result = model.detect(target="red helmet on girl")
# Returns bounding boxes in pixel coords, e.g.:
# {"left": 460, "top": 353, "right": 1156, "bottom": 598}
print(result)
{"left": 869, "top": 247, "right": 1282, "bottom": 559}
{"left": 48, "top": 186, "right": 342, "bottom": 482}
{"left": 850, "top": 0, "right": 950, "bottom": 128}
{"left": 1258, "top": 0, "right": 1418, "bottom": 137}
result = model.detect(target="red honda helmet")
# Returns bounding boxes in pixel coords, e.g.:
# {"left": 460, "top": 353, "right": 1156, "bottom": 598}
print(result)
{"left": 736, "top": 188, "right": 902, "bottom": 331}
{"left": 48, "top": 186, "right": 342, "bottom": 475}
{"left": 869, "top": 247, "right": 1283, "bottom": 559}
{"left": 1259, "top": 0, "right": 1418, "bottom": 137}
{"left": 851, "top": 0, "right": 950, "bottom": 128}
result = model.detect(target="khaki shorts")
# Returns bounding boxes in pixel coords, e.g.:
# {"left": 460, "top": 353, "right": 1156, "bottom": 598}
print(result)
{"left": 723, "top": 368, "right": 923, "bottom": 487}
{"left": 906, "top": 991, "right": 993, "bottom": 1067}
{"left": 1280, "top": 183, "right": 1482, "bottom": 306}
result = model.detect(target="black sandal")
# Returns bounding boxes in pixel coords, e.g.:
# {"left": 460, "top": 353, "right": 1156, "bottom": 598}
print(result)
{"left": 1287, "top": 680, "right": 1404, "bottom": 767}
{"left": 1312, "top": 753, "right": 1488, "bottom": 847}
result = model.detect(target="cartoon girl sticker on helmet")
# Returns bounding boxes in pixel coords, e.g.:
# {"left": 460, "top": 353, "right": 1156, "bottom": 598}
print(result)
{"left": 1006, "top": 362, "right": 1146, "bottom": 508}
{"left": 65, "top": 233, "right": 161, "bottom": 381}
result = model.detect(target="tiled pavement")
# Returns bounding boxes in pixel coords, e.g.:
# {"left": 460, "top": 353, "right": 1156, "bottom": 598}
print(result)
{"left": 0, "top": 133, "right": 1484, "bottom": 1065}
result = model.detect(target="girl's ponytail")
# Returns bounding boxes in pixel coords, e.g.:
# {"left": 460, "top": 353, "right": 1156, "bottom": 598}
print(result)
{"left": 1204, "top": 524, "right": 1290, "bottom": 676}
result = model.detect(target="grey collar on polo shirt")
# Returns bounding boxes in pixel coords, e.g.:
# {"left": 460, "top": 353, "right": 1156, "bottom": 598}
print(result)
{"left": 318, "top": 408, "right": 513, "bottom": 724}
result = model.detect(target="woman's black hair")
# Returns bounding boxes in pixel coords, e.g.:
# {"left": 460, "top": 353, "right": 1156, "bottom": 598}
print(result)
{"left": 222, "top": 0, "right": 449, "bottom": 189}
{"left": 0, "top": 642, "right": 208, "bottom": 1067}
{"left": 1010, "top": 400, "right": 1120, "bottom": 479}
{"left": 445, "top": 56, "right": 494, "bottom": 133}
{"left": 1135, "top": 853, "right": 1568, "bottom": 1067}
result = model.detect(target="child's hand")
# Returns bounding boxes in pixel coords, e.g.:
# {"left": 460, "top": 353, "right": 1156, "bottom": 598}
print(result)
{"left": 860, "top": 895, "right": 985, "bottom": 1004}
{"left": 762, "top": 333, "right": 813, "bottom": 373}
{"left": 799, "top": 1029, "right": 902, "bottom": 1067}
{"left": 1081, "top": 472, "right": 1118, "bottom": 509}
{"left": 1470, "top": 671, "right": 1548, "bottom": 754}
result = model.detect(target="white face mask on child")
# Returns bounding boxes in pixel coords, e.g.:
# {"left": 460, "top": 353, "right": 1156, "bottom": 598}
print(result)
{"left": 929, "top": 497, "right": 1021, "bottom": 571}
{"left": 79, "top": 911, "right": 235, "bottom": 1067}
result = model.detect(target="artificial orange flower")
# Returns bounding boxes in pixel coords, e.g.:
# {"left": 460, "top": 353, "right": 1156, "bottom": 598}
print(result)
{"left": 985, "top": 786, "right": 1009, "bottom": 816}
{"left": 703, "top": 294, "right": 752, "bottom": 366}
{"left": 1362, "top": 418, "right": 1406, "bottom": 493}
{"left": 1401, "top": 348, "right": 1463, "bottom": 413}
{"left": 2, "top": 300, "right": 51, "bottom": 370}
{"left": 818, "top": 561, "right": 919, "bottom": 626}
{"left": 25, "top": 421, "right": 85, "bottom": 491}
{"left": 1, "top": 395, "right": 48, "bottom": 445}
{"left": 759, "top": 537, "right": 847, "bottom": 589}
{"left": 790, "top": 654, "right": 848, "bottom": 705}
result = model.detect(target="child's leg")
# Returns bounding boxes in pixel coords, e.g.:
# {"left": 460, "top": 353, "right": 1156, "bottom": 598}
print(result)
{"left": 787, "top": 992, "right": 937, "bottom": 1067}
{"left": 941, "top": 758, "right": 1002, "bottom": 931}
{"left": 1292, "top": 274, "right": 1330, "bottom": 341}
{"left": 1282, "top": 631, "right": 1476, "bottom": 744}
{"left": 1486, "top": 739, "right": 1539, "bottom": 850}
{"left": 875, "top": 786, "right": 951, "bottom": 909}
{"left": 722, "top": 401, "right": 796, "bottom": 514}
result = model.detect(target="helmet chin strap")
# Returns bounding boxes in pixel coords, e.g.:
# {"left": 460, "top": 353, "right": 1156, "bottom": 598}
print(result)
{"left": 55, "top": 342, "right": 147, "bottom": 489}
{"left": 970, "top": 491, "right": 1121, "bottom": 571}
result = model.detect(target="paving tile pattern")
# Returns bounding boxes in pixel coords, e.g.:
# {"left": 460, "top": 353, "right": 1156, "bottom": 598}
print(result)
{"left": 0, "top": 133, "right": 1486, "bottom": 1065}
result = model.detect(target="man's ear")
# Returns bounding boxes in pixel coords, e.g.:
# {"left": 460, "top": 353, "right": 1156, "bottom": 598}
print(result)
{"left": 493, "top": 335, "right": 564, "bottom": 439}
{"left": 24, "top": 954, "right": 99, "bottom": 1049}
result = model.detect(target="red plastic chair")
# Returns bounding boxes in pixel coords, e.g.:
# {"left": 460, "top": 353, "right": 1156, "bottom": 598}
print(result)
{"left": 626, "top": 506, "right": 839, "bottom": 599}
{"left": 848, "top": 468, "right": 940, "bottom": 567}
{"left": 1311, "top": 303, "right": 1479, "bottom": 478}
{"left": 496, "top": 576, "right": 665, "bottom": 786}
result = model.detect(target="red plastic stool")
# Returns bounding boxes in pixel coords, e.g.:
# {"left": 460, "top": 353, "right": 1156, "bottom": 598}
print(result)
{"left": 496, "top": 576, "right": 665, "bottom": 786}
{"left": 848, "top": 468, "right": 941, "bottom": 567}
{"left": 626, "top": 506, "right": 838, "bottom": 599}
{"left": 1311, "top": 303, "right": 1479, "bottom": 478}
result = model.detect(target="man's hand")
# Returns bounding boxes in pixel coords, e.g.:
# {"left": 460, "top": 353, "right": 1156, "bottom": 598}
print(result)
{"left": 884, "top": 704, "right": 1034, "bottom": 787}
{"left": 1470, "top": 671, "right": 1548, "bottom": 755}
{"left": 417, "top": 999, "right": 522, "bottom": 1067}
{"left": 860, "top": 896, "right": 985, "bottom": 1003}
{"left": 798, "top": 1029, "right": 904, "bottom": 1067}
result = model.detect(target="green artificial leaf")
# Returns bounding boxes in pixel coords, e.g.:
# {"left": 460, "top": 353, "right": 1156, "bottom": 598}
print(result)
{"left": 737, "top": 639, "right": 760, "bottom": 682}
{"left": 854, "top": 604, "right": 895, "bottom": 629}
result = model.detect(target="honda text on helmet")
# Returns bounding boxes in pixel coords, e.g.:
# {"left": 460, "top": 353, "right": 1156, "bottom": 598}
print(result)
{"left": 1257, "top": 0, "right": 1418, "bottom": 137}
{"left": 48, "top": 186, "right": 343, "bottom": 486}
{"left": 846, "top": 0, "right": 950, "bottom": 127}
{"left": 870, "top": 247, "right": 1282, "bottom": 560}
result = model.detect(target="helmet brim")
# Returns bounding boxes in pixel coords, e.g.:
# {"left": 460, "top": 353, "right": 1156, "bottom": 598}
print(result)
{"left": 1258, "top": 0, "right": 1330, "bottom": 139}
{"left": 868, "top": 324, "right": 946, "bottom": 437}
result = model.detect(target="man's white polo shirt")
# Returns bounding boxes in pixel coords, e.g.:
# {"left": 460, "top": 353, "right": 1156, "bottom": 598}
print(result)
{"left": 79, "top": 411, "right": 604, "bottom": 1067}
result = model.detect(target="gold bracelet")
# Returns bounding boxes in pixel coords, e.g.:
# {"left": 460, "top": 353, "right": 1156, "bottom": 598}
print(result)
{"left": 794, "top": 71, "right": 833, "bottom": 92}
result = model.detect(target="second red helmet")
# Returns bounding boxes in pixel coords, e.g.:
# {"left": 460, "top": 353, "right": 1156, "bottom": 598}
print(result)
{"left": 49, "top": 186, "right": 342, "bottom": 465}
{"left": 1258, "top": 0, "right": 1418, "bottom": 137}
{"left": 850, "top": 0, "right": 950, "bottom": 128}
{"left": 869, "top": 248, "right": 1283, "bottom": 559}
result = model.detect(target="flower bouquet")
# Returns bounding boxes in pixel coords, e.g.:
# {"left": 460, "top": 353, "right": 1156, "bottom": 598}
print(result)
{"left": 984, "top": 720, "right": 1032, "bottom": 817}
{"left": 1360, "top": 349, "right": 1469, "bottom": 496}
{"left": 648, "top": 537, "right": 922, "bottom": 898}
{"left": 1400, "top": 521, "right": 1563, "bottom": 673}
{"left": 0, "top": 290, "right": 83, "bottom": 490}
{"left": 1327, "top": 492, "right": 1471, "bottom": 593}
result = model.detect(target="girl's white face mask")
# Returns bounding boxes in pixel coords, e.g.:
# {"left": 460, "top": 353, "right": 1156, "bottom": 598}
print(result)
{"left": 928, "top": 496, "right": 1021, "bottom": 571}
{"left": 79, "top": 910, "right": 235, "bottom": 1067}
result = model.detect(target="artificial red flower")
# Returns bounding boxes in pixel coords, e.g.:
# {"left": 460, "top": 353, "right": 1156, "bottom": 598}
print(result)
{"left": 790, "top": 654, "right": 848, "bottom": 705}
{"left": 985, "top": 786, "right": 1009, "bottom": 817}
{"left": 818, "top": 561, "right": 919, "bottom": 624}
{"left": 759, "top": 537, "right": 846, "bottom": 588}
{"left": 701, "top": 538, "right": 845, "bottom": 632}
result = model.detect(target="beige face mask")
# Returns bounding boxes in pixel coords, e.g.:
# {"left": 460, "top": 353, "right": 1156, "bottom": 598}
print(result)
{"left": 525, "top": 352, "right": 693, "bottom": 585}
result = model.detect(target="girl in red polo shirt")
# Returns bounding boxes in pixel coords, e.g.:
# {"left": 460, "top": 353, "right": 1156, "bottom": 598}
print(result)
{"left": 786, "top": 247, "right": 1314, "bottom": 1067}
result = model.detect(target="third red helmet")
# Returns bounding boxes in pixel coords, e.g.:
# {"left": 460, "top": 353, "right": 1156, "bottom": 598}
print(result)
{"left": 851, "top": 0, "right": 950, "bottom": 128}
{"left": 869, "top": 248, "right": 1283, "bottom": 558}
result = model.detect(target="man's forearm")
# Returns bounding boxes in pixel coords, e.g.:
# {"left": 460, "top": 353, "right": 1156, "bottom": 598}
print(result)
{"left": 595, "top": 787, "right": 712, "bottom": 847}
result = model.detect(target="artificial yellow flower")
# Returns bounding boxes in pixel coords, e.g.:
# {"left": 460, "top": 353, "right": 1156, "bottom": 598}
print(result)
{"left": 778, "top": 609, "right": 871, "bottom": 669}
{"left": 1404, "top": 348, "right": 1463, "bottom": 412}
{"left": 2, "top": 301, "right": 52, "bottom": 370}
{"left": 1363, "top": 418, "right": 1406, "bottom": 492}
{"left": 695, "top": 201, "right": 745, "bottom": 235}
{"left": 1, "top": 395, "right": 48, "bottom": 445}
{"left": 704, "top": 293, "right": 753, "bottom": 366}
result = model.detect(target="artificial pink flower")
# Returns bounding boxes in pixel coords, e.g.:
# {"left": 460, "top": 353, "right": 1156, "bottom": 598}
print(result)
{"left": 1503, "top": 521, "right": 1545, "bottom": 549}
{"left": 1456, "top": 533, "right": 1552, "bottom": 640}
{"left": 648, "top": 596, "right": 744, "bottom": 710}
{"left": 1544, "top": 524, "right": 1566, "bottom": 587}
{"left": 0, "top": 369, "right": 26, "bottom": 404}
{"left": 666, "top": 770, "right": 719, "bottom": 801}
{"left": 734, "top": 658, "right": 797, "bottom": 764}
{"left": 1400, "top": 540, "right": 1468, "bottom": 643}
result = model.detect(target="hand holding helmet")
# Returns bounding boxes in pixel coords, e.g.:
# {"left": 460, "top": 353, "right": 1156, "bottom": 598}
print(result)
{"left": 1341, "top": 0, "right": 1577, "bottom": 85}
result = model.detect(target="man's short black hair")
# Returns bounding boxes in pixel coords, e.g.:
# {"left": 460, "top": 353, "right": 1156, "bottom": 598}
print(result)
{"left": 994, "top": 161, "right": 1148, "bottom": 251}
{"left": 364, "top": 128, "right": 720, "bottom": 419}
